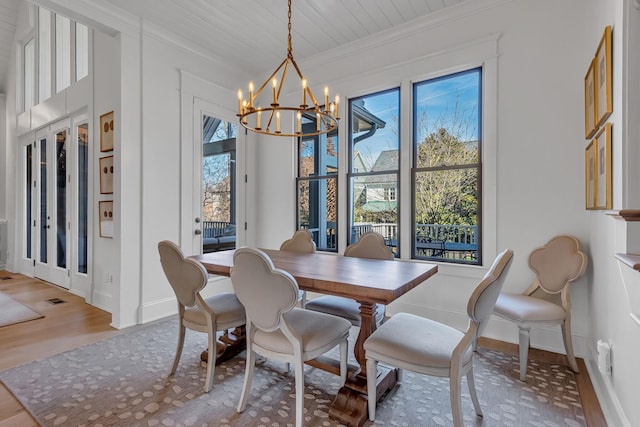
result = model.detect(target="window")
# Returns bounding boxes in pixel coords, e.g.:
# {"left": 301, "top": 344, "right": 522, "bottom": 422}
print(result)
{"left": 55, "top": 14, "right": 71, "bottom": 93}
{"left": 23, "top": 39, "right": 35, "bottom": 110}
{"left": 348, "top": 89, "right": 400, "bottom": 256}
{"left": 296, "top": 116, "right": 338, "bottom": 251}
{"left": 202, "top": 116, "right": 236, "bottom": 253}
{"left": 20, "top": 7, "right": 90, "bottom": 111}
{"left": 344, "top": 68, "right": 483, "bottom": 265}
{"left": 75, "top": 23, "right": 89, "bottom": 81}
{"left": 412, "top": 68, "right": 482, "bottom": 264}
{"left": 38, "top": 8, "right": 52, "bottom": 102}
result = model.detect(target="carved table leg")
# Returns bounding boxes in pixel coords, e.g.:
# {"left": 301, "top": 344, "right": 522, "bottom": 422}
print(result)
{"left": 329, "top": 302, "right": 399, "bottom": 427}
{"left": 200, "top": 326, "right": 246, "bottom": 365}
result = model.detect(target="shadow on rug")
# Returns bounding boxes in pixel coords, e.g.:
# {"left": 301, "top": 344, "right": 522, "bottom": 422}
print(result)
{"left": 0, "top": 317, "right": 586, "bottom": 426}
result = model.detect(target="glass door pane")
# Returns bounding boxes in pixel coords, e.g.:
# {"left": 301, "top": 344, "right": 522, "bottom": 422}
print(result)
{"left": 77, "top": 124, "right": 88, "bottom": 273}
{"left": 39, "top": 138, "right": 47, "bottom": 263}
{"left": 55, "top": 130, "right": 67, "bottom": 268}
{"left": 25, "top": 144, "right": 33, "bottom": 259}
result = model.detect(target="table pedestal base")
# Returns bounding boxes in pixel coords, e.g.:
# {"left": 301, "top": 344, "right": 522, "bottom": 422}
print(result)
{"left": 329, "top": 365, "right": 398, "bottom": 427}
{"left": 200, "top": 326, "right": 246, "bottom": 365}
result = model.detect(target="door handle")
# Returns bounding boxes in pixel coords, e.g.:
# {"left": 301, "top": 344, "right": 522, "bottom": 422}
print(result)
{"left": 194, "top": 229, "right": 202, "bottom": 235}
{"left": 195, "top": 217, "right": 201, "bottom": 223}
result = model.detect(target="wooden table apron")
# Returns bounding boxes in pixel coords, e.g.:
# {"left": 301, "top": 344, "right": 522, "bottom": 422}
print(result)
{"left": 192, "top": 249, "right": 438, "bottom": 427}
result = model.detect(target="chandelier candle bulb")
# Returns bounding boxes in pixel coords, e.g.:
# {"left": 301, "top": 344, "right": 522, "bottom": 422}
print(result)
{"left": 272, "top": 79, "right": 277, "bottom": 105}
{"left": 301, "top": 79, "right": 307, "bottom": 106}
{"left": 297, "top": 112, "right": 301, "bottom": 133}
{"left": 237, "top": 90, "right": 243, "bottom": 115}
{"left": 316, "top": 113, "right": 321, "bottom": 132}
{"left": 276, "top": 111, "right": 281, "bottom": 133}
{"left": 256, "top": 109, "right": 262, "bottom": 130}
{"left": 324, "top": 86, "right": 329, "bottom": 111}
{"left": 248, "top": 81, "right": 254, "bottom": 109}
{"left": 335, "top": 95, "right": 340, "bottom": 118}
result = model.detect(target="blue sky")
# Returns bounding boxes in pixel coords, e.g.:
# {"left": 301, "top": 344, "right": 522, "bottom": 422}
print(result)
{"left": 352, "top": 69, "right": 480, "bottom": 170}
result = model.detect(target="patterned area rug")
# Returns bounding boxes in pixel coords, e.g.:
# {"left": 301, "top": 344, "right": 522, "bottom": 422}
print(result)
{"left": 0, "top": 317, "right": 586, "bottom": 426}
{"left": 0, "top": 290, "right": 44, "bottom": 327}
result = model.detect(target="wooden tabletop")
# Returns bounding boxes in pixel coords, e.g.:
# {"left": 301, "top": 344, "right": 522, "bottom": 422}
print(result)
{"left": 192, "top": 249, "right": 438, "bottom": 305}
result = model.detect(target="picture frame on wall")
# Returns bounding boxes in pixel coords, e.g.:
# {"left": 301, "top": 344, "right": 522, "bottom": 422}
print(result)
{"left": 595, "top": 25, "right": 612, "bottom": 127}
{"left": 99, "top": 155, "right": 114, "bottom": 194}
{"left": 99, "top": 200, "right": 114, "bottom": 238}
{"left": 595, "top": 123, "right": 612, "bottom": 209}
{"left": 585, "top": 139, "right": 596, "bottom": 210}
{"left": 100, "top": 111, "right": 114, "bottom": 152}
{"left": 584, "top": 58, "right": 597, "bottom": 139}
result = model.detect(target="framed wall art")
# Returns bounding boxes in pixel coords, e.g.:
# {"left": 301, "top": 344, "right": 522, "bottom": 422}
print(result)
{"left": 99, "top": 155, "right": 114, "bottom": 194}
{"left": 100, "top": 111, "right": 114, "bottom": 152}
{"left": 584, "top": 58, "right": 597, "bottom": 140}
{"left": 595, "top": 25, "right": 612, "bottom": 127}
{"left": 99, "top": 200, "right": 114, "bottom": 238}
{"left": 585, "top": 139, "right": 596, "bottom": 210}
{"left": 595, "top": 123, "right": 612, "bottom": 209}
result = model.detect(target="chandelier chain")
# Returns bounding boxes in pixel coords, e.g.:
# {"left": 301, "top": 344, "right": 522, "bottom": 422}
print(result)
{"left": 287, "top": 0, "right": 293, "bottom": 57}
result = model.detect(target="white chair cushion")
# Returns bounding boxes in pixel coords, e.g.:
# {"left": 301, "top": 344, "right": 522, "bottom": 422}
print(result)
{"left": 305, "top": 295, "right": 385, "bottom": 326}
{"left": 183, "top": 292, "right": 245, "bottom": 328}
{"left": 364, "top": 312, "right": 472, "bottom": 369}
{"left": 494, "top": 293, "right": 566, "bottom": 323}
{"left": 254, "top": 308, "right": 351, "bottom": 355}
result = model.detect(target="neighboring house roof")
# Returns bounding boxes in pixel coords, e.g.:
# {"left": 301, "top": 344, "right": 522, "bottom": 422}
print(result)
{"left": 361, "top": 200, "right": 397, "bottom": 212}
{"left": 359, "top": 150, "right": 399, "bottom": 185}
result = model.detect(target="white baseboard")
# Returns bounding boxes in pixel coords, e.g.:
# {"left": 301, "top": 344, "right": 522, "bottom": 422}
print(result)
{"left": 91, "top": 289, "right": 112, "bottom": 314}
{"left": 584, "top": 347, "right": 631, "bottom": 427}
{"left": 139, "top": 296, "right": 178, "bottom": 324}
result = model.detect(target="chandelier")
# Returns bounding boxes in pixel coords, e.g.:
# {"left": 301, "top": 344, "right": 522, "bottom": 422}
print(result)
{"left": 236, "top": 0, "right": 339, "bottom": 137}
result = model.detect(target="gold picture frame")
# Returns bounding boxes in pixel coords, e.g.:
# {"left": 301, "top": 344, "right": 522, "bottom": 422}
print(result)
{"left": 585, "top": 139, "right": 596, "bottom": 210}
{"left": 100, "top": 111, "right": 114, "bottom": 152}
{"left": 584, "top": 58, "right": 597, "bottom": 139}
{"left": 99, "top": 200, "right": 114, "bottom": 238}
{"left": 595, "top": 26, "right": 612, "bottom": 127}
{"left": 595, "top": 123, "right": 612, "bottom": 209}
{"left": 99, "top": 155, "right": 114, "bottom": 194}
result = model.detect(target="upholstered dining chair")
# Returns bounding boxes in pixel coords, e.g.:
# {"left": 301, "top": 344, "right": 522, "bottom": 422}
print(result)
{"left": 365, "top": 248, "right": 513, "bottom": 427}
{"left": 280, "top": 229, "right": 317, "bottom": 308}
{"left": 305, "top": 231, "right": 392, "bottom": 326}
{"left": 493, "top": 235, "right": 587, "bottom": 381}
{"left": 158, "top": 240, "right": 246, "bottom": 392}
{"left": 231, "top": 247, "right": 351, "bottom": 427}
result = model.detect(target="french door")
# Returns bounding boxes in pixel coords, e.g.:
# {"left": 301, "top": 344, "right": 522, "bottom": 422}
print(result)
{"left": 21, "top": 115, "right": 90, "bottom": 291}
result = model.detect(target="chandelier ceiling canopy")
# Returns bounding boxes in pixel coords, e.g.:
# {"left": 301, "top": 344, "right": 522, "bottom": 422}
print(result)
{"left": 236, "top": 0, "right": 339, "bottom": 138}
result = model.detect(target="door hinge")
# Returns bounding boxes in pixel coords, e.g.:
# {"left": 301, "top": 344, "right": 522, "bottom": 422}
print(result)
{"left": 245, "top": 174, "right": 248, "bottom": 183}
{"left": 67, "top": 270, "right": 70, "bottom": 277}
{"left": 33, "top": 259, "right": 35, "bottom": 267}
{"left": 244, "top": 222, "right": 247, "bottom": 230}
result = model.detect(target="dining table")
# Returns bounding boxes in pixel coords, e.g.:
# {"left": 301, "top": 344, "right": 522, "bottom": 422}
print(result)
{"left": 191, "top": 248, "right": 438, "bottom": 427}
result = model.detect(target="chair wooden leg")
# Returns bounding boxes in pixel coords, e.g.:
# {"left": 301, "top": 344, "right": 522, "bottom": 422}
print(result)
{"left": 366, "top": 358, "right": 377, "bottom": 421}
{"left": 237, "top": 346, "right": 255, "bottom": 413}
{"left": 561, "top": 317, "right": 579, "bottom": 373}
{"left": 466, "top": 367, "right": 482, "bottom": 417}
{"left": 518, "top": 327, "right": 530, "bottom": 381}
{"left": 450, "top": 374, "right": 463, "bottom": 427}
{"left": 339, "top": 339, "right": 348, "bottom": 386}
{"left": 294, "top": 356, "right": 305, "bottom": 427}
{"left": 171, "top": 324, "right": 186, "bottom": 375}
{"left": 204, "top": 326, "right": 217, "bottom": 392}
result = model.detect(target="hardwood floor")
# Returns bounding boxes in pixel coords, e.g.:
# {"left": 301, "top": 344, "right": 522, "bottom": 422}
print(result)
{"left": 0, "top": 272, "right": 606, "bottom": 426}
